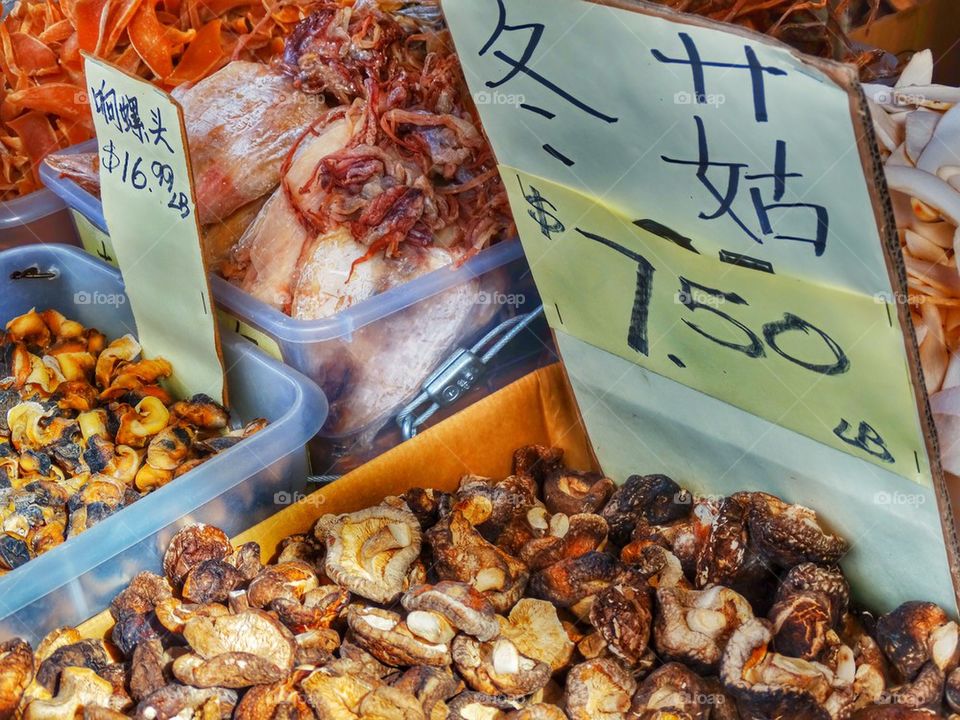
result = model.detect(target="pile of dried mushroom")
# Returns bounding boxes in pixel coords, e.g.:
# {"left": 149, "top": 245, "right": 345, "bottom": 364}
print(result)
{"left": 0, "top": 308, "right": 264, "bottom": 574}
{"left": 0, "top": 445, "right": 956, "bottom": 718}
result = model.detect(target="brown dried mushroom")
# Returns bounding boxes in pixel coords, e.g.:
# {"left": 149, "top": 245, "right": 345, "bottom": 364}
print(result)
{"left": 876, "top": 602, "right": 959, "bottom": 681}
{"left": 163, "top": 524, "right": 234, "bottom": 588}
{"left": 402, "top": 581, "right": 501, "bottom": 642}
{"left": 425, "top": 499, "right": 529, "bottom": 613}
{"left": 589, "top": 576, "right": 653, "bottom": 667}
{"left": 747, "top": 493, "right": 848, "bottom": 568}
{"left": 318, "top": 505, "right": 422, "bottom": 604}
{"left": 601, "top": 474, "right": 689, "bottom": 546}
{"left": 630, "top": 662, "right": 710, "bottom": 719}
{"left": 0, "top": 638, "right": 33, "bottom": 719}
{"left": 347, "top": 606, "right": 452, "bottom": 667}
{"left": 451, "top": 633, "right": 552, "bottom": 698}
{"left": 563, "top": 658, "right": 637, "bottom": 720}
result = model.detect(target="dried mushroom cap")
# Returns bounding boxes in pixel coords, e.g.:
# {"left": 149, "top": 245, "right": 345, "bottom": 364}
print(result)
{"left": 542, "top": 465, "right": 615, "bottom": 517}
{"left": 777, "top": 563, "right": 850, "bottom": 626}
{"left": 451, "top": 634, "right": 551, "bottom": 698}
{"left": 163, "top": 524, "right": 233, "bottom": 586}
{"left": 246, "top": 561, "right": 319, "bottom": 608}
{"left": 23, "top": 667, "right": 117, "bottom": 720}
{"left": 769, "top": 590, "right": 833, "bottom": 661}
{"left": 35, "top": 639, "right": 111, "bottom": 692}
{"left": 630, "top": 662, "right": 709, "bottom": 720}
{"left": 519, "top": 513, "right": 608, "bottom": 571}
{"left": 876, "top": 602, "right": 956, "bottom": 682}
{"left": 154, "top": 597, "right": 230, "bottom": 634}
{"left": 109, "top": 572, "right": 173, "bottom": 618}
{"left": 274, "top": 585, "right": 351, "bottom": 634}
{"left": 747, "top": 492, "right": 848, "bottom": 568}
{"left": 0, "top": 638, "right": 33, "bottom": 718}
{"left": 234, "top": 669, "right": 313, "bottom": 720}
{"left": 403, "top": 487, "right": 449, "bottom": 531}
{"left": 456, "top": 474, "right": 538, "bottom": 543}
{"left": 883, "top": 661, "right": 944, "bottom": 709}
{"left": 391, "top": 666, "right": 460, "bottom": 719}
{"left": 589, "top": 579, "right": 652, "bottom": 667}
{"left": 174, "top": 609, "right": 297, "bottom": 688}
{"left": 276, "top": 534, "right": 324, "bottom": 567}
{"left": 506, "top": 704, "right": 568, "bottom": 720}
{"left": 527, "top": 551, "right": 621, "bottom": 608}
{"left": 134, "top": 685, "right": 238, "bottom": 720}
{"left": 293, "top": 628, "right": 340, "bottom": 666}
{"left": 655, "top": 584, "right": 754, "bottom": 673}
{"left": 402, "top": 582, "right": 500, "bottom": 642}
{"left": 720, "top": 618, "right": 833, "bottom": 720}
{"left": 320, "top": 506, "right": 422, "bottom": 604}
{"left": 498, "top": 598, "right": 574, "bottom": 672}
{"left": 182, "top": 559, "right": 247, "bottom": 604}
{"left": 563, "top": 658, "right": 637, "bottom": 720}
{"left": 512, "top": 445, "right": 565, "bottom": 482}
{"left": 359, "top": 685, "right": 426, "bottom": 719}
{"left": 347, "top": 606, "right": 451, "bottom": 667}
{"left": 128, "top": 640, "right": 166, "bottom": 704}
{"left": 447, "top": 691, "right": 522, "bottom": 719}
{"left": 110, "top": 610, "right": 166, "bottom": 659}
{"left": 851, "top": 707, "right": 941, "bottom": 719}
{"left": 946, "top": 667, "right": 960, "bottom": 713}
{"left": 601, "top": 474, "right": 688, "bottom": 546}
{"left": 300, "top": 667, "right": 380, "bottom": 719}
{"left": 425, "top": 504, "right": 529, "bottom": 613}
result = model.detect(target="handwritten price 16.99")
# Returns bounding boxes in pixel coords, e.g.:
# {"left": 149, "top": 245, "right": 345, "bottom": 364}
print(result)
{"left": 100, "top": 141, "right": 191, "bottom": 220}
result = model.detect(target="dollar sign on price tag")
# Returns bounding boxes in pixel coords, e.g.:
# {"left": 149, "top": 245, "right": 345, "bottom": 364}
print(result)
{"left": 83, "top": 55, "right": 226, "bottom": 404}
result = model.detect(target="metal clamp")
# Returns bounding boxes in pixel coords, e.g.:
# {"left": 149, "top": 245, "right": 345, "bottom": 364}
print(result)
{"left": 397, "top": 305, "right": 545, "bottom": 440}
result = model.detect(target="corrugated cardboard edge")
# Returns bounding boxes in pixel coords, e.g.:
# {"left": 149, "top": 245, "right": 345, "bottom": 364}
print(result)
{"left": 573, "top": 0, "right": 960, "bottom": 612}
{"left": 77, "top": 363, "right": 594, "bottom": 644}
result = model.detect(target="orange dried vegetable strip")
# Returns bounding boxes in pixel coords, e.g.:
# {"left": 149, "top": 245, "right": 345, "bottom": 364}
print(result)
{"left": 10, "top": 32, "right": 58, "bottom": 75}
{"left": 38, "top": 18, "right": 74, "bottom": 42}
{"left": 99, "top": 0, "right": 144, "bottom": 55}
{"left": 7, "top": 109, "right": 57, "bottom": 185}
{"left": 167, "top": 18, "right": 222, "bottom": 84}
{"left": 7, "top": 83, "right": 88, "bottom": 121}
{"left": 128, "top": 0, "right": 195, "bottom": 79}
{"left": 74, "top": 0, "right": 111, "bottom": 52}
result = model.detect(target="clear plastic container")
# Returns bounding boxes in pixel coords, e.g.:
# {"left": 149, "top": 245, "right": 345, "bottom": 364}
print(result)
{"left": 0, "top": 244, "right": 328, "bottom": 643}
{"left": 0, "top": 187, "right": 81, "bottom": 252}
{"left": 41, "top": 143, "right": 553, "bottom": 472}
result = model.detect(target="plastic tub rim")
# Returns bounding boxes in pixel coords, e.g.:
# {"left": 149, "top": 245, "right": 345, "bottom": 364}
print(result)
{"left": 0, "top": 188, "right": 69, "bottom": 229}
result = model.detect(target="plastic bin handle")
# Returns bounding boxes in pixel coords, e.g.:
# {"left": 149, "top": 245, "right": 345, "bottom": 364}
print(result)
{"left": 396, "top": 304, "right": 545, "bottom": 440}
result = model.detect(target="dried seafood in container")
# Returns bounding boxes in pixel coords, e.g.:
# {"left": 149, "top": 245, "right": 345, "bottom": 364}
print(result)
{"left": 0, "top": 308, "right": 265, "bottom": 574}
{"left": 3, "top": 444, "right": 958, "bottom": 717}
{"left": 863, "top": 50, "right": 960, "bottom": 474}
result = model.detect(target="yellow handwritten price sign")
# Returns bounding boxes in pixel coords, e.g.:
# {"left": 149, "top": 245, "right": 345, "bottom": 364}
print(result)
{"left": 506, "top": 168, "right": 927, "bottom": 482}
{"left": 443, "top": 0, "right": 937, "bottom": 486}
{"left": 84, "top": 55, "right": 226, "bottom": 404}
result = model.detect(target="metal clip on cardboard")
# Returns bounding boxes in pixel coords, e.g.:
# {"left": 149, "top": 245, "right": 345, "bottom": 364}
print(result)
{"left": 397, "top": 305, "right": 545, "bottom": 439}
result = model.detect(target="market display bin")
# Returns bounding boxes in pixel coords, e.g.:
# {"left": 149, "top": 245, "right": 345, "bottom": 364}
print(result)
{"left": 0, "top": 244, "right": 328, "bottom": 643}
{"left": 0, "top": 188, "right": 81, "bottom": 252}
{"left": 41, "top": 144, "right": 553, "bottom": 472}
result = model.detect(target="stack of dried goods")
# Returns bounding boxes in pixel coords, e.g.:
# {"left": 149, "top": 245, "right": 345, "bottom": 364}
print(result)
{"left": 863, "top": 51, "right": 960, "bottom": 473}
{"left": 0, "top": 308, "right": 264, "bottom": 574}
{"left": 1, "top": 444, "right": 956, "bottom": 718}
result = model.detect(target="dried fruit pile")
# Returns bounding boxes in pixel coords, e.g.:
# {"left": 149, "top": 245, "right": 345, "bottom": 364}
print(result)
{"left": 0, "top": 308, "right": 265, "bottom": 574}
{"left": 1, "top": 445, "right": 956, "bottom": 718}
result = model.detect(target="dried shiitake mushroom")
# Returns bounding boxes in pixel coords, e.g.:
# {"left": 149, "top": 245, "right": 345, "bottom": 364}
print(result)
{"left": 317, "top": 505, "right": 422, "bottom": 604}
{"left": 747, "top": 492, "right": 848, "bottom": 568}
{"left": 347, "top": 606, "right": 451, "bottom": 667}
{"left": 601, "top": 474, "right": 688, "bottom": 546}
{"left": 0, "top": 638, "right": 33, "bottom": 718}
{"left": 426, "top": 499, "right": 530, "bottom": 613}
{"left": 563, "top": 658, "right": 637, "bottom": 720}
{"left": 8, "top": 441, "right": 960, "bottom": 718}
